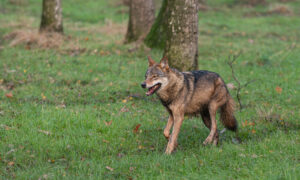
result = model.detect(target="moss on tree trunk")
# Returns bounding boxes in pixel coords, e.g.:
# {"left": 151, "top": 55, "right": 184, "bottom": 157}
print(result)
{"left": 144, "top": 0, "right": 169, "bottom": 49}
{"left": 145, "top": 0, "right": 199, "bottom": 71}
{"left": 40, "top": 0, "right": 63, "bottom": 33}
{"left": 125, "top": 0, "right": 155, "bottom": 43}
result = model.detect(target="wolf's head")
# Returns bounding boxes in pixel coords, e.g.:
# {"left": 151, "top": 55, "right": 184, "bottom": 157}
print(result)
{"left": 141, "top": 56, "right": 171, "bottom": 96}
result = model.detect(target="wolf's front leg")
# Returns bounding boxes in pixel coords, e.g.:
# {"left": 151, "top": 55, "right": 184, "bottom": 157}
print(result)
{"left": 165, "top": 112, "right": 184, "bottom": 154}
{"left": 164, "top": 115, "right": 174, "bottom": 140}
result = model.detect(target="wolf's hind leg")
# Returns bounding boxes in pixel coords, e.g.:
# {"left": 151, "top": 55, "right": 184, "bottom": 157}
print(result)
{"left": 201, "top": 110, "right": 219, "bottom": 145}
{"left": 213, "top": 131, "right": 219, "bottom": 145}
{"left": 164, "top": 115, "right": 173, "bottom": 140}
{"left": 203, "top": 103, "right": 218, "bottom": 145}
{"left": 200, "top": 109, "right": 211, "bottom": 130}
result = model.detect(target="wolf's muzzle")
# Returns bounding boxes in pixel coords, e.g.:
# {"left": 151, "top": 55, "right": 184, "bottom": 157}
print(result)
{"left": 141, "top": 82, "right": 146, "bottom": 88}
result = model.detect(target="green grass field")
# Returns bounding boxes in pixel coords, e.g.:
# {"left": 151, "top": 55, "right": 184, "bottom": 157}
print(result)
{"left": 0, "top": 0, "right": 299, "bottom": 179}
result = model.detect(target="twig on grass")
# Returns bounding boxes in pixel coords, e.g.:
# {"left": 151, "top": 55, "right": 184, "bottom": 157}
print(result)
{"left": 227, "top": 52, "right": 256, "bottom": 111}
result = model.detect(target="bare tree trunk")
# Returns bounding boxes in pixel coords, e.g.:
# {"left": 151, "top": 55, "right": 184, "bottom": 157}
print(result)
{"left": 164, "top": 0, "right": 199, "bottom": 71}
{"left": 40, "top": 0, "right": 63, "bottom": 33}
{"left": 122, "top": 0, "right": 130, "bottom": 6}
{"left": 125, "top": 0, "right": 155, "bottom": 43}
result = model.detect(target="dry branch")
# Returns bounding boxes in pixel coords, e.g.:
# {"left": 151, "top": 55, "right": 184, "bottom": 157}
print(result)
{"left": 227, "top": 52, "right": 255, "bottom": 111}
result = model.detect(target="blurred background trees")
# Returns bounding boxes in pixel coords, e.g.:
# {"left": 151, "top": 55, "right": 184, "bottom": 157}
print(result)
{"left": 125, "top": 0, "right": 155, "bottom": 43}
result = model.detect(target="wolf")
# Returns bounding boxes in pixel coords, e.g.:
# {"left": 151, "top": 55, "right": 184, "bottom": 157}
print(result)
{"left": 141, "top": 56, "right": 238, "bottom": 154}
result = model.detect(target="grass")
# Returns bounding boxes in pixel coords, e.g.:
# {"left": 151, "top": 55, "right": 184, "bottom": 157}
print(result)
{"left": 0, "top": 0, "right": 299, "bottom": 179}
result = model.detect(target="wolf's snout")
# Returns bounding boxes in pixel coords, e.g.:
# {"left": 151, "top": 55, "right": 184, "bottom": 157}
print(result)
{"left": 141, "top": 82, "right": 146, "bottom": 88}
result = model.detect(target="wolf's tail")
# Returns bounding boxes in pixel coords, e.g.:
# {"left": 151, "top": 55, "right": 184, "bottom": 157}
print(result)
{"left": 220, "top": 97, "right": 238, "bottom": 132}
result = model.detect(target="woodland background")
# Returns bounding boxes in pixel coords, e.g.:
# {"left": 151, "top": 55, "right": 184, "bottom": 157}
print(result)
{"left": 0, "top": 0, "right": 299, "bottom": 179}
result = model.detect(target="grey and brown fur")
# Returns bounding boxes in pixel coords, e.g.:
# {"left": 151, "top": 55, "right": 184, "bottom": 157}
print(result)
{"left": 141, "top": 56, "right": 238, "bottom": 154}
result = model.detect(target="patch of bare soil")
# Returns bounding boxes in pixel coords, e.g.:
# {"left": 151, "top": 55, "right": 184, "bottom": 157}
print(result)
{"left": 237, "top": 0, "right": 267, "bottom": 6}
{"left": 70, "top": 20, "right": 127, "bottom": 38}
{"left": 3, "top": 30, "right": 64, "bottom": 49}
{"left": 266, "top": 4, "right": 293, "bottom": 15}
{"left": 279, "top": 0, "right": 295, "bottom": 3}
{"left": 244, "top": 4, "right": 293, "bottom": 17}
{"left": 8, "top": 0, "right": 28, "bottom": 6}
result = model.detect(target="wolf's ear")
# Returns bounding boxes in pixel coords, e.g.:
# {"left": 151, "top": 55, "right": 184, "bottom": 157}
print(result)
{"left": 160, "top": 56, "right": 169, "bottom": 71}
{"left": 147, "top": 56, "right": 155, "bottom": 67}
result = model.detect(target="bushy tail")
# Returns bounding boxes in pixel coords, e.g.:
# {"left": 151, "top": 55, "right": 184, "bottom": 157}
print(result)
{"left": 220, "top": 97, "right": 238, "bottom": 132}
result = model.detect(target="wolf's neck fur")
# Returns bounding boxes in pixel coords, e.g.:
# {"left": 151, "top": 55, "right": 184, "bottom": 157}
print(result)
{"left": 156, "top": 69, "right": 184, "bottom": 107}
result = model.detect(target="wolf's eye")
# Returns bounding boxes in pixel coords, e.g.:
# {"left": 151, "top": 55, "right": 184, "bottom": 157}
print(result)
{"left": 152, "top": 75, "right": 157, "bottom": 78}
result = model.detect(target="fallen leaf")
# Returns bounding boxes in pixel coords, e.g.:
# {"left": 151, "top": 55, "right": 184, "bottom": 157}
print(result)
{"left": 275, "top": 86, "right": 282, "bottom": 94}
{"left": 133, "top": 124, "right": 141, "bottom": 133}
{"left": 106, "top": 166, "right": 114, "bottom": 171}
{"left": 7, "top": 161, "right": 14, "bottom": 166}
{"left": 120, "top": 106, "right": 129, "bottom": 112}
{"left": 248, "top": 122, "right": 255, "bottom": 126}
{"left": 85, "top": 37, "right": 89, "bottom": 41}
{"left": 1, "top": 124, "right": 12, "bottom": 130}
{"left": 40, "top": 174, "right": 48, "bottom": 180}
{"left": 251, "top": 154, "right": 258, "bottom": 158}
{"left": 38, "top": 129, "right": 51, "bottom": 135}
{"left": 117, "top": 153, "right": 124, "bottom": 158}
{"left": 199, "top": 160, "right": 204, "bottom": 166}
{"left": 239, "top": 153, "right": 246, "bottom": 157}
{"left": 5, "top": 92, "right": 13, "bottom": 98}
{"left": 41, "top": 93, "right": 46, "bottom": 100}
{"left": 102, "top": 139, "right": 109, "bottom": 143}
{"left": 129, "top": 167, "right": 136, "bottom": 171}
{"left": 93, "top": 78, "right": 99, "bottom": 82}
{"left": 104, "top": 120, "right": 112, "bottom": 126}
{"left": 242, "top": 120, "right": 248, "bottom": 127}
{"left": 6, "top": 149, "right": 15, "bottom": 155}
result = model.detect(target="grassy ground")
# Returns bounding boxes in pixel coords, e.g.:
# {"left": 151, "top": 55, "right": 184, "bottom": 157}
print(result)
{"left": 0, "top": 0, "right": 299, "bottom": 179}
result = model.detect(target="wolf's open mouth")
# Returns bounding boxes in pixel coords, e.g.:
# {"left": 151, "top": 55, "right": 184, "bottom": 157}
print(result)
{"left": 146, "top": 83, "right": 161, "bottom": 96}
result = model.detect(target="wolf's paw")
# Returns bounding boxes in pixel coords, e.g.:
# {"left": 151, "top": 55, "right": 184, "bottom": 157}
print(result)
{"left": 165, "top": 149, "right": 172, "bottom": 155}
{"left": 203, "top": 137, "right": 214, "bottom": 146}
{"left": 165, "top": 147, "right": 173, "bottom": 155}
{"left": 165, "top": 143, "right": 177, "bottom": 154}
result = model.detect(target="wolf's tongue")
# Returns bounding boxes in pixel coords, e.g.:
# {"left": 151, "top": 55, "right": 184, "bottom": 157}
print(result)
{"left": 146, "top": 86, "right": 156, "bottom": 96}
{"left": 146, "top": 88, "right": 154, "bottom": 96}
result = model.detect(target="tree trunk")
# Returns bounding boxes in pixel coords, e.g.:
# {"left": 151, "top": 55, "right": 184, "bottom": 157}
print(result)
{"left": 164, "top": 0, "right": 199, "bottom": 71}
{"left": 40, "top": 0, "right": 63, "bottom": 33}
{"left": 125, "top": 0, "right": 155, "bottom": 43}
{"left": 144, "top": 0, "right": 169, "bottom": 49}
